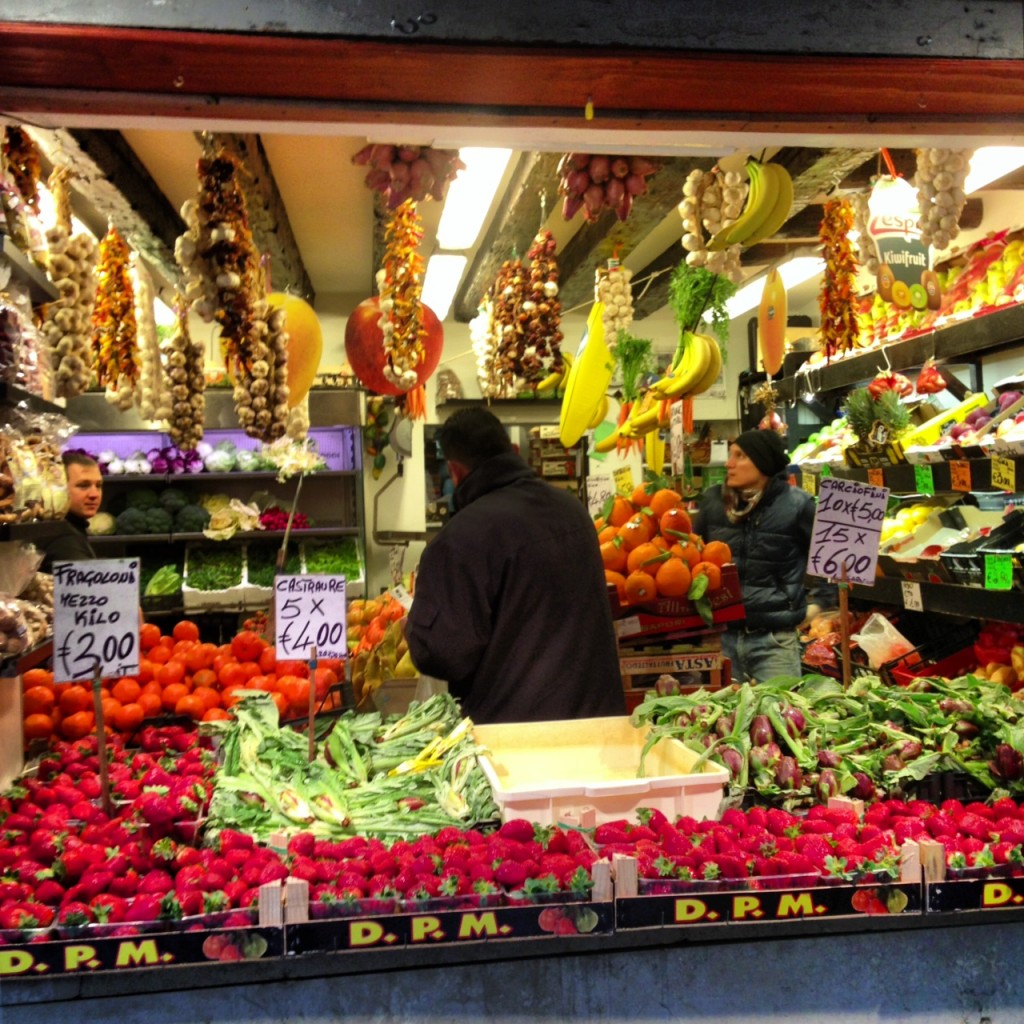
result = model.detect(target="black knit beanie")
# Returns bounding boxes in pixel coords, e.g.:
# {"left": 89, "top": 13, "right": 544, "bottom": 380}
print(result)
{"left": 733, "top": 428, "right": 790, "bottom": 477}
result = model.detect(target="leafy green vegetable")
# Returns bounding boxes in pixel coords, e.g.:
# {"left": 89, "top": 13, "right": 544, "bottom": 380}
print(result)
{"left": 667, "top": 262, "right": 737, "bottom": 343}
{"left": 144, "top": 564, "right": 183, "bottom": 597}
{"left": 303, "top": 538, "right": 362, "bottom": 579}
{"left": 615, "top": 331, "right": 656, "bottom": 404}
{"left": 246, "top": 543, "right": 301, "bottom": 587}
{"left": 186, "top": 546, "right": 243, "bottom": 591}
{"left": 174, "top": 504, "right": 211, "bottom": 533}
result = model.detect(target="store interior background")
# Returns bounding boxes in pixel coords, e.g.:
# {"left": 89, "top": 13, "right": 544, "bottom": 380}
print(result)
{"left": 13, "top": 118, "right": 1024, "bottom": 594}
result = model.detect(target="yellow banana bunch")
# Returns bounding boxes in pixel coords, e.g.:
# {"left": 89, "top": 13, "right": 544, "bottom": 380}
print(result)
{"left": 707, "top": 160, "right": 793, "bottom": 251}
{"left": 651, "top": 331, "right": 712, "bottom": 399}
{"left": 645, "top": 429, "right": 666, "bottom": 475}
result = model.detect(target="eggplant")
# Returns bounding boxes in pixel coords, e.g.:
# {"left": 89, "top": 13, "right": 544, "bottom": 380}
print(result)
{"left": 750, "top": 714, "right": 775, "bottom": 747}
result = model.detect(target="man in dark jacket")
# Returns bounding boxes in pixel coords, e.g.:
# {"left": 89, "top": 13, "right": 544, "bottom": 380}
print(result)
{"left": 39, "top": 452, "right": 101, "bottom": 572}
{"left": 406, "top": 407, "right": 625, "bottom": 723}
{"left": 693, "top": 428, "right": 832, "bottom": 684}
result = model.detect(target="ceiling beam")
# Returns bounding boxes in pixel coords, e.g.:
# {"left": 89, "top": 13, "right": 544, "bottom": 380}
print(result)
{"left": 25, "top": 128, "right": 182, "bottom": 297}
{"left": 202, "top": 132, "right": 314, "bottom": 302}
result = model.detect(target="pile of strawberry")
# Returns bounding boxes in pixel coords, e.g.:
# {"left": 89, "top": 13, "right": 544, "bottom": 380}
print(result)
{"left": 595, "top": 797, "right": 1024, "bottom": 889}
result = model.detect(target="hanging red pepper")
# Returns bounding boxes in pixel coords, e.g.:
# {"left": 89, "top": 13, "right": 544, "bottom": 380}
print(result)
{"left": 915, "top": 358, "right": 947, "bottom": 395}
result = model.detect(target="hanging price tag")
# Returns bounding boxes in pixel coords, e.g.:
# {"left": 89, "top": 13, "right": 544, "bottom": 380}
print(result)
{"left": 948, "top": 460, "right": 972, "bottom": 492}
{"left": 802, "top": 471, "right": 817, "bottom": 496}
{"left": 52, "top": 558, "right": 140, "bottom": 683}
{"left": 275, "top": 575, "right": 348, "bottom": 660}
{"left": 613, "top": 465, "right": 634, "bottom": 497}
{"left": 900, "top": 580, "right": 924, "bottom": 612}
{"left": 867, "top": 468, "right": 885, "bottom": 487}
{"left": 984, "top": 554, "right": 1014, "bottom": 591}
{"left": 807, "top": 477, "right": 889, "bottom": 585}
{"left": 991, "top": 456, "right": 1016, "bottom": 492}
{"left": 913, "top": 464, "right": 935, "bottom": 496}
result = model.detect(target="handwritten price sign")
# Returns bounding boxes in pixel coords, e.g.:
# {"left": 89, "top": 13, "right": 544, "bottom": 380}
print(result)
{"left": 807, "top": 477, "right": 889, "bottom": 585}
{"left": 275, "top": 575, "right": 348, "bottom": 661}
{"left": 52, "top": 559, "right": 140, "bottom": 683}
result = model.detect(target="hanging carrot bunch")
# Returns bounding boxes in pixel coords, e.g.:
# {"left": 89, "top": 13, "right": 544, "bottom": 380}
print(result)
{"left": 490, "top": 255, "right": 528, "bottom": 396}
{"left": 91, "top": 225, "right": 139, "bottom": 410}
{"left": 519, "top": 228, "right": 564, "bottom": 389}
{"left": 818, "top": 198, "right": 861, "bottom": 361}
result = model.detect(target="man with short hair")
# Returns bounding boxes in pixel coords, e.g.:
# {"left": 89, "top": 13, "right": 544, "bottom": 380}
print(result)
{"left": 39, "top": 452, "right": 102, "bottom": 571}
{"left": 406, "top": 407, "right": 625, "bottom": 724}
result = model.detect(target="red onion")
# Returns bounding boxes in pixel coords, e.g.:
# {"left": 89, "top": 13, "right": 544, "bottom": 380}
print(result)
{"left": 625, "top": 173, "right": 648, "bottom": 196}
{"left": 562, "top": 193, "right": 584, "bottom": 220}
{"left": 605, "top": 178, "right": 626, "bottom": 208}
{"left": 583, "top": 183, "right": 605, "bottom": 217}
{"left": 566, "top": 169, "right": 591, "bottom": 196}
{"left": 610, "top": 157, "right": 630, "bottom": 179}
{"left": 588, "top": 154, "right": 611, "bottom": 183}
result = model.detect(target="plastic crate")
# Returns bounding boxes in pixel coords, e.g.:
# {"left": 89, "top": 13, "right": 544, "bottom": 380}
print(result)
{"left": 474, "top": 716, "right": 728, "bottom": 826}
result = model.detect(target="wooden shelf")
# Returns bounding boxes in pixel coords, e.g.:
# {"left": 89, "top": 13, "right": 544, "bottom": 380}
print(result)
{"left": 1, "top": 235, "right": 58, "bottom": 305}
{"left": 851, "top": 575, "right": 1024, "bottom": 621}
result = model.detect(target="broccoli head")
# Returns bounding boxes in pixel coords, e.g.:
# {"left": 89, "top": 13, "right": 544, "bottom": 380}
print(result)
{"left": 174, "top": 504, "right": 211, "bottom": 533}
{"left": 144, "top": 506, "right": 174, "bottom": 534}
{"left": 159, "top": 487, "right": 189, "bottom": 514}
{"left": 115, "top": 507, "right": 149, "bottom": 534}
{"left": 125, "top": 488, "right": 160, "bottom": 510}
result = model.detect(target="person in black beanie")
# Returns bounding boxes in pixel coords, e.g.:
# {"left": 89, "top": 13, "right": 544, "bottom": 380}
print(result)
{"left": 692, "top": 428, "right": 833, "bottom": 684}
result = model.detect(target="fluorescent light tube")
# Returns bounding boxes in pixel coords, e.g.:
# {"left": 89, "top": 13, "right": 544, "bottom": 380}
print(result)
{"left": 724, "top": 257, "right": 825, "bottom": 319}
{"left": 436, "top": 148, "right": 513, "bottom": 250}
{"left": 965, "top": 147, "right": 1024, "bottom": 194}
{"left": 421, "top": 254, "right": 468, "bottom": 321}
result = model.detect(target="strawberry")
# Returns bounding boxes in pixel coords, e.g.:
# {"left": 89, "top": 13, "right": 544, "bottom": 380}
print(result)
{"left": 991, "top": 798, "right": 1021, "bottom": 820}
{"left": 893, "top": 818, "right": 928, "bottom": 844}
{"left": 957, "top": 813, "right": 996, "bottom": 842}
{"left": 177, "top": 890, "right": 204, "bottom": 917}
{"left": 57, "top": 900, "right": 95, "bottom": 927}
{"left": 593, "top": 821, "right": 631, "bottom": 846}
{"left": 0, "top": 901, "right": 55, "bottom": 930}
{"left": 676, "top": 814, "right": 701, "bottom": 835}
{"left": 137, "top": 868, "right": 174, "bottom": 895}
{"left": 287, "top": 832, "right": 316, "bottom": 858}
{"left": 965, "top": 801, "right": 995, "bottom": 820}
{"left": 497, "top": 819, "right": 536, "bottom": 843}
{"left": 766, "top": 809, "right": 798, "bottom": 837}
{"left": 794, "top": 835, "right": 833, "bottom": 868}
{"left": 719, "top": 808, "right": 748, "bottom": 832}
{"left": 217, "top": 829, "right": 255, "bottom": 854}
{"left": 493, "top": 859, "right": 527, "bottom": 889}
{"left": 89, "top": 893, "right": 128, "bottom": 923}
{"left": 926, "top": 813, "right": 958, "bottom": 839}
{"left": 34, "top": 878, "right": 66, "bottom": 905}
{"left": 799, "top": 818, "right": 834, "bottom": 835}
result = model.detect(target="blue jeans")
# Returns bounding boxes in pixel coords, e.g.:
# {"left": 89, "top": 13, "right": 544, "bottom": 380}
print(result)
{"left": 722, "top": 627, "right": 802, "bottom": 684}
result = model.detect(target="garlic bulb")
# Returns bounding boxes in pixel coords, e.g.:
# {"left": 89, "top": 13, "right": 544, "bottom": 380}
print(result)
{"left": 915, "top": 148, "right": 972, "bottom": 250}
{"left": 679, "top": 167, "right": 745, "bottom": 282}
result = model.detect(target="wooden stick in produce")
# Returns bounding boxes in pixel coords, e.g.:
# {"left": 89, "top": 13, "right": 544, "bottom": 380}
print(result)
{"left": 839, "top": 566, "right": 851, "bottom": 690}
{"left": 277, "top": 473, "right": 305, "bottom": 571}
{"left": 307, "top": 644, "right": 318, "bottom": 762}
{"left": 90, "top": 661, "right": 113, "bottom": 817}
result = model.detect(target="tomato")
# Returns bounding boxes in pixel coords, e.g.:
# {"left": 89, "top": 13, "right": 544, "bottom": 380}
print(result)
{"left": 113, "top": 702, "right": 145, "bottom": 733}
{"left": 156, "top": 660, "right": 187, "bottom": 687}
{"left": 202, "top": 707, "right": 231, "bottom": 723}
{"left": 161, "top": 682, "right": 189, "bottom": 712}
{"left": 22, "top": 667, "right": 54, "bottom": 690}
{"left": 137, "top": 692, "right": 162, "bottom": 718}
{"left": 269, "top": 691, "right": 290, "bottom": 718}
{"left": 192, "top": 686, "right": 221, "bottom": 711}
{"left": 231, "top": 631, "right": 267, "bottom": 663}
{"left": 258, "top": 645, "right": 277, "bottom": 674}
{"left": 139, "top": 623, "right": 162, "bottom": 651}
{"left": 218, "top": 662, "right": 247, "bottom": 689}
{"left": 172, "top": 620, "right": 201, "bottom": 644}
{"left": 314, "top": 666, "right": 338, "bottom": 699}
{"left": 111, "top": 678, "right": 141, "bottom": 705}
{"left": 185, "top": 643, "right": 218, "bottom": 673}
{"left": 61, "top": 710, "right": 95, "bottom": 740}
{"left": 23, "top": 685, "right": 56, "bottom": 716}
{"left": 23, "top": 712, "right": 55, "bottom": 741}
{"left": 59, "top": 685, "right": 92, "bottom": 716}
{"left": 191, "top": 668, "right": 218, "bottom": 689}
{"left": 275, "top": 660, "right": 310, "bottom": 679}
{"left": 175, "top": 694, "right": 206, "bottom": 721}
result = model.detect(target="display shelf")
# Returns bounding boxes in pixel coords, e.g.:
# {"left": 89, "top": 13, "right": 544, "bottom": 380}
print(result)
{"left": 776, "top": 302, "right": 1024, "bottom": 401}
{"left": 97, "top": 470, "right": 358, "bottom": 484}
{"left": 1, "top": 234, "right": 58, "bottom": 305}
{"left": 0, "top": 381, "right": 65, "bottom": 417}
{"left": 0, "top": 636, "right": 53, "bottom": 678}
{"left": 851, "top": 574, "right": 1024, "bottom": 620}
{"left": 168, "top": 525, "right": 360, "bottom": 542}
{"left": 808, "top": 456, "right": 1018, "bottom": 493}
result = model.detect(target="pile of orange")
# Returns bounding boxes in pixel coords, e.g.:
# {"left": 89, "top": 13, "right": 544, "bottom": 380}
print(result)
{"left": 594, "top": 486, "right": 732, "bottom": 607}
{"left": 21, "top": 618, "right": 345, "bottom": 749}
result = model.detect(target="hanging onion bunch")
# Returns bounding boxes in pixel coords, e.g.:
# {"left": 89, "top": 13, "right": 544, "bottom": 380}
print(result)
{"left": 166, "top": 296, "right": 205, "bottom": 451}
{"left": 489, "top": 256, "right": 527, "bottom": 397}
{"left": 470, "top": 297, "right": 501, "bottom": 398}
{"left": 375, "top": 198, "right": 428, "bottom": 393}
{"left": 518, "top": 228, "right": 563, "bottom": 387}
{"left": 352, "top": 143, "right": 465, "bottom": 209}
{"left": 557, "top": 153, "right": 660, "bottom": 223}
{"left": 39, "top": 170, "right": 97, "bottom": 399}
{"left": 818, "top": 198, "right": 861, "bottom": 360}
{"left": 91, "top": 225, "right": 138, "bottom": 410}
{"left": 132, "top": 255, "right": 172, "bottom": 423}
{"left": 914, "top": 148, "right": 972, "bottom": 250}
{"left": 850, "top": 190, "right": 879, "bottom": 275}
{"left": 595, "top": 260, "right": 634, "bottom": 348}
{"left": 679, "top": 167, "right": 746, "bottom": 281}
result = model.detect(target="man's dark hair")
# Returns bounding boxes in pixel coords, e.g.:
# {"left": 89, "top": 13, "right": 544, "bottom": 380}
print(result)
{"left": 62, "top": 451, "right": 100, "bottom": 471}
{"left": 437, "top": 407, "right": 512, "bottom": 470}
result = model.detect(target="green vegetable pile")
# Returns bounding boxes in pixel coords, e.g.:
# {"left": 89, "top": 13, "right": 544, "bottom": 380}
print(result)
{"left": 246, "top": 543, "right": 301, "bottom": 588}
{"left": 185, "top": 546, "right": 243, "bottom": 591}
{"left": 143, "top": 564, "right": 183, "bottom": 597}
{"left": 303, "top": 538, "right": 362, "bottom": 579}
{"left": 203, "top": 693, "right": 499, "bottom": 842}
{"left": 633, "top": 672, "right": 1024, "bottom": 810}
{"left": 115, "top": 504, "right": 173, "bottom": 535}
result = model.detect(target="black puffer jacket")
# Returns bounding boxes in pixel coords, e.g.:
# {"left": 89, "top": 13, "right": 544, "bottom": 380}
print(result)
{"left": 692, "top": 474, "right": 833, "bottom": 631}
{"left": 406, "top": 451, "right": 625, "bottom": 723}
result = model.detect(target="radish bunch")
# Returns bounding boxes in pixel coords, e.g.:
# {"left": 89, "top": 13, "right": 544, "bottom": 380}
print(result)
{"left": 352, "top": 144, "right": 465, "bottom": 209}
{"left": 558, "top": 153, "right": 660, "bottom": 223}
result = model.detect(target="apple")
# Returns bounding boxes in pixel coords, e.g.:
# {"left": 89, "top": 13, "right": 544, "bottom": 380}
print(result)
{"left": 344, "top": 297, "right": 444, "bottom": 396}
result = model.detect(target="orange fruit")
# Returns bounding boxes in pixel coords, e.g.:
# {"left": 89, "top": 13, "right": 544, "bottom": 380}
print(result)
{"left": 656, "top": 557, "right": 692, "bottom": 599}
{"left": 202, "top": 707, "right": 231, "bottom": 723}
{"left": 624, "top": 569, "right": 657, "bottom": 605}
{"left": 156, "top": 660, "right": 187, "bottom": 687}
{"left": 691, "top": 561, "right": 723, "bottom": 591}
{"left": 600, "top": 538, "right": 628, "bottom": 572}
{"left": 670, "top": 541, "right": 703, "bottom": 569}
{"left": 113, "top": 702, "right": 145, "bottom": 733}
{"left": 172, "top": 620, "right": 201, "bottom": 644}
{"left": 631, "top": 485, "right": 652, "bottom": 508}
{"left": 597, "top": 524, "right": 618, "bottom": 544}
{"left": 101, "top": 696, "right": 123, "bottom": 723}
{"left": 137, "top": 659, "right": 155, "bottom": 684}
{"left": 161, "top": 682, "right": 189, "bottom": 712}
{"left": 23, "top": 713, "right": 55, "bottom": 741}
{"left": 192, "top": 686, "right": 221, "bottom": 711}
{"left": 22, "top": 668, "right": 54, "bottom": 690}
{"left": 137, "top": 691, "right": 162, "bottom": 718}
{"left": 148, "top": 644, "right": 172, "bottom": 665}
{"left": 701, "top": 540, "right": 733, "bottom": 567}
{"left": 605, "top": 570, "right": 627, "bottom": 604}
{"left": 139, "top": 623, "right": 162, "bottom": 651}
{"left": 659, "top": 507, "right": 693, "bottom": 539}
{"left": 23, "top": 685, "right": 55, "bottom": 716}
{"left": 618, "top": 512, "right": 655, "bottom": 551}
{"left": 649, "top": 488, "right": 683, "bottom": 519}
{"left": 111, "top": 677, "right": 141, "bottom": 705}
{"left": 59, "top": 685, "right": 91, "bottom": 716}
{"left": 627, "top": 541, "right": 667, "bottom": 575}
{"left": 593, "top": 515, "right": 606, "bottom": 532}
{"left": 60, "top": 710, "right": 95, "bottom": 740}
{"left": 608, "top": 496, "right": 635, "bottom": 527}
{"left": 651, "top": 534, "right": 670, "bottom": 553}
{"left": 175, "top": 694, "right": 207, "bottom": 721}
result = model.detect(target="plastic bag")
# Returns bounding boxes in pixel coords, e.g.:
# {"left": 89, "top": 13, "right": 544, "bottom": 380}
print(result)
{"left": 851, "top": 613, "right": 915, "bottom": 669}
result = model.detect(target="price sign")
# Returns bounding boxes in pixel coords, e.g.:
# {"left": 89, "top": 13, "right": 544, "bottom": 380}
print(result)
{"left": 901, "top": 580, "right": 924, "bottom": 612}
{"left": 670, "top": 400, "right": 685, "bottom": 477}
{"left": 991, "top": 456, "right": 1016, "bottom": 492}
{"left": 807, "top": 476, "right": 889, "bottom": 585}
{"left": 52, "top": 559, "right": 140, "bottom": 683}
{"left": 984, "top": 554, "right": 1014, "bottom": 591}
{"left": 801, "top": 471, "right": 817, "bottom": 496}
{"left": 275, "top": 575, "right": 348, "bottom": 660}
{"left": 587, "top": 474, "right": 615, "bottom": 517}
{"left": 913, "top": 464, "right": 935, "bottom": 496}
{"left": 612, "top": 465, "right": 634, "bottom": 497}
{"left": 949, "top": 460, "right": 972, "bottom": 492}
{"left": 867, "top": 468, "right": 885, "bottom": 487}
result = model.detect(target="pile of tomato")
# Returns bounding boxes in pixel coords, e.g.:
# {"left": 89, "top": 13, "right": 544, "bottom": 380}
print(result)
{"left": 21, "top": 620, "right": 343, "bottom": 748}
